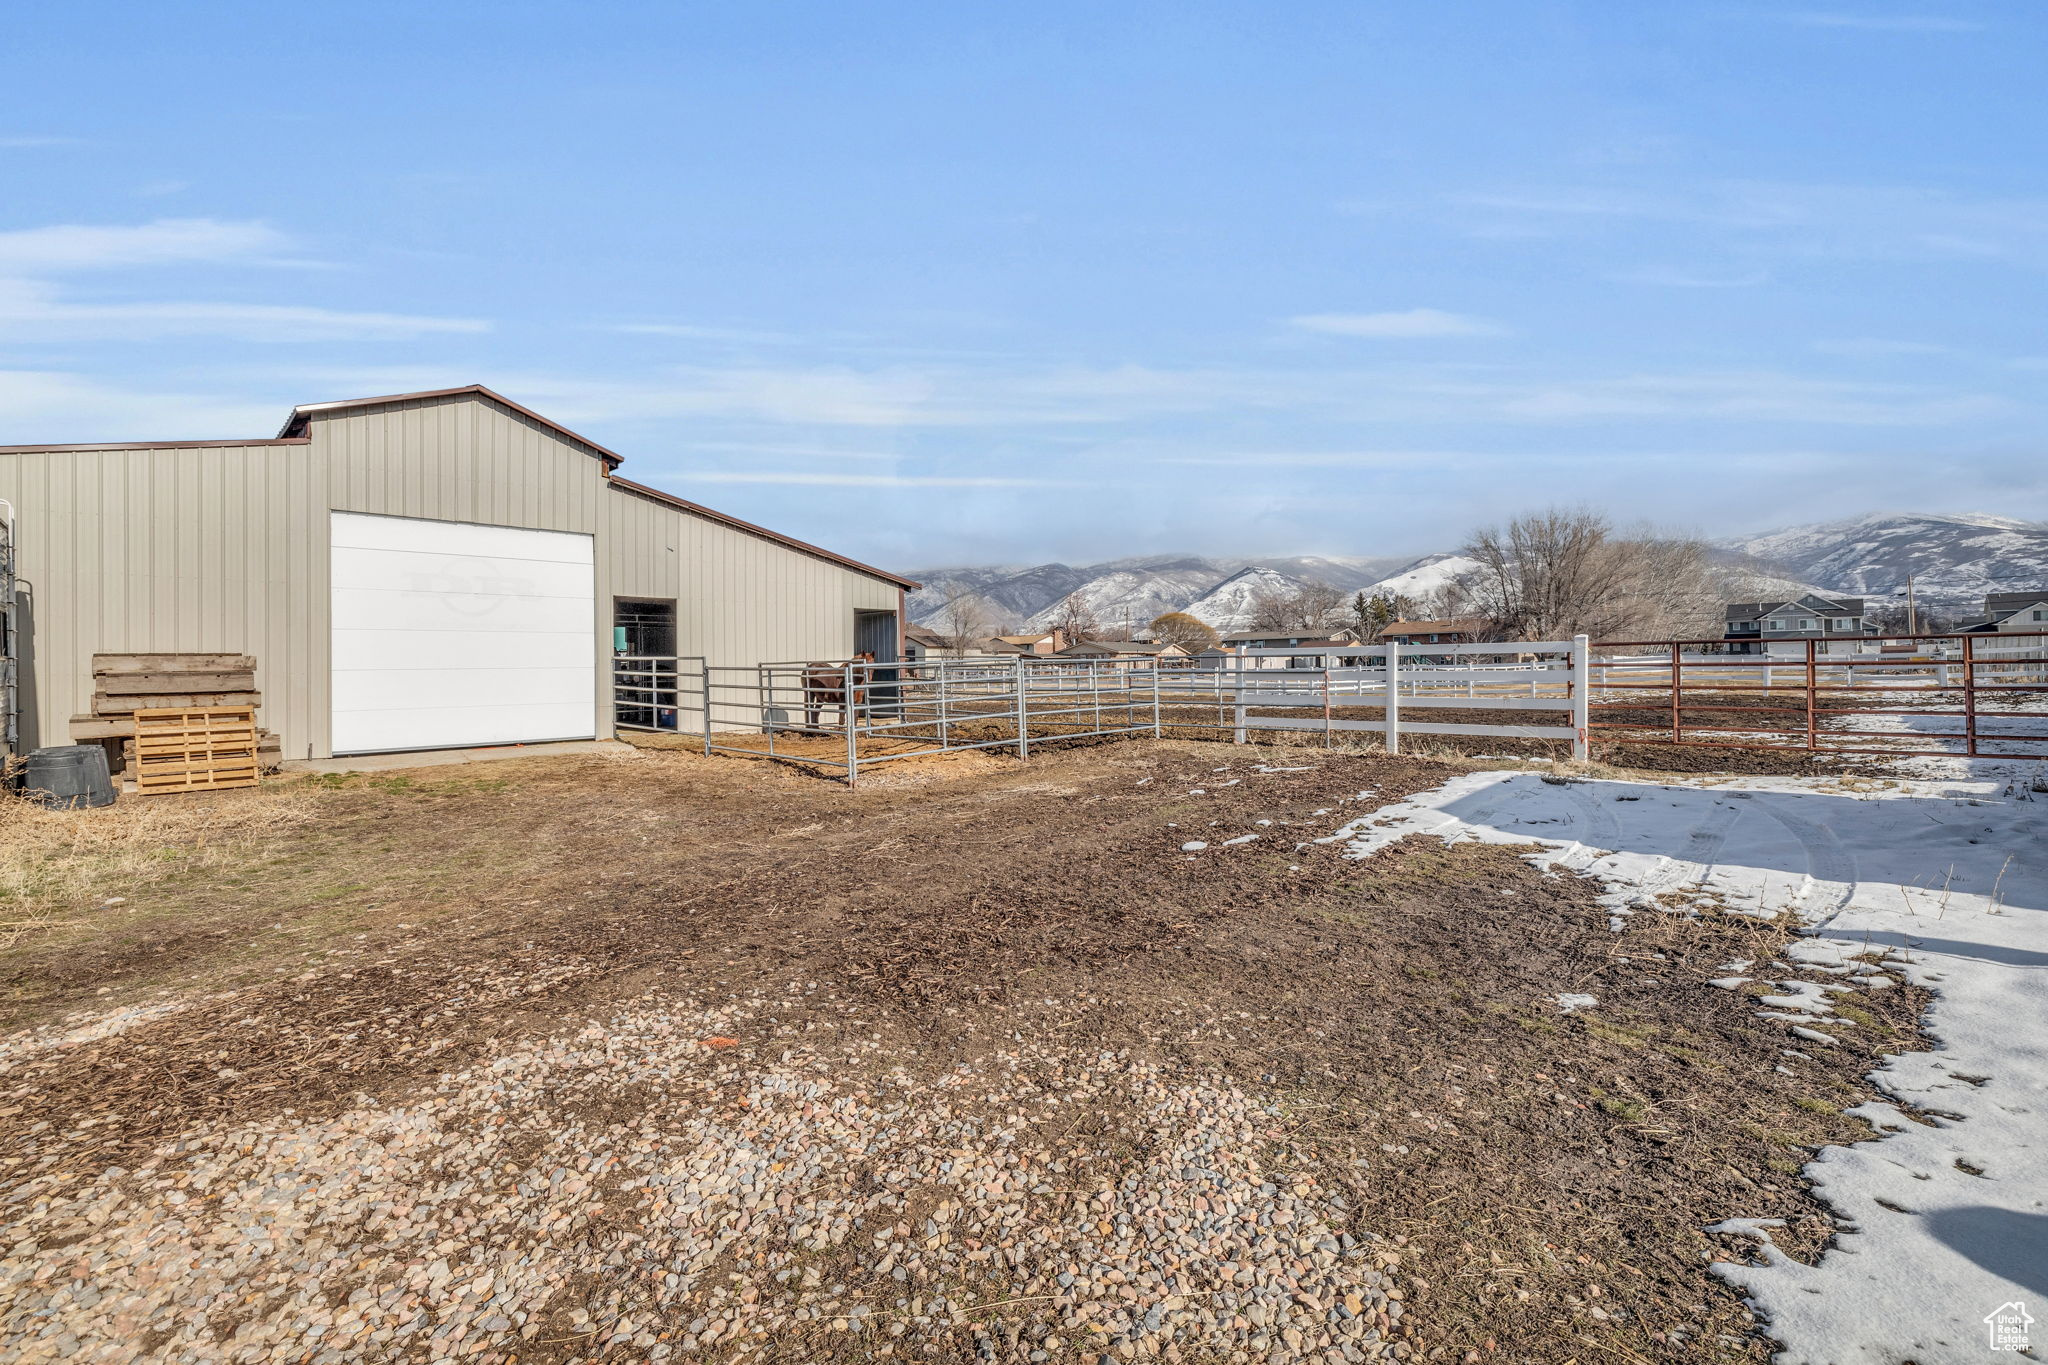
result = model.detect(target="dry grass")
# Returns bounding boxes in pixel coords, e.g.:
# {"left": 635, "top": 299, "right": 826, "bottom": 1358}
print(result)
{"left": 0, "top": 785, "right": 318, "bottom": 948}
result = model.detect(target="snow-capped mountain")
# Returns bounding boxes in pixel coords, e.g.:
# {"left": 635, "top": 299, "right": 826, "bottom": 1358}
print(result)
{"left": 1363, "top": 553, "right": 1483, "bottom": 605}
{"left": 1177, "top": 567, "right": 1306, "bottom": 634}
{"left": 907, "top": 512, "right": 2048, "bottom": 638}
{"left": 1719, "top": 513, "right": 2048, "bottom": 606}
{"left": 906, "top": 553, "right": 1412, "bottom": 634}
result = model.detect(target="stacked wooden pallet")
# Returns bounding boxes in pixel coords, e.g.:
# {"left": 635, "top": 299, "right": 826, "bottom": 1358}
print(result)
{"left": 70, "top": 654, "right": 282, "bottom": 774}
{"left": 132, "top": 706, "right": 262, "bottom": 793}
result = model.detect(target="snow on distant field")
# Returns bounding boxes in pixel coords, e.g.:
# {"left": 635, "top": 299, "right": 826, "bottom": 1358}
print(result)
{"left": 1324, "top": 768, "right": 2048, "bottom": 1364}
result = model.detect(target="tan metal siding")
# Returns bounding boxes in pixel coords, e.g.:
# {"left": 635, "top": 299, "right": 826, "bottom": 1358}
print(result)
{"left": 2, "top": 391, "right": 907, "bottom": 760}
{"left": 605, "top": 484, "right": 899, "bottom": 666}
{"left": 0, "top": 442, "right": 324, "bottom": 758}
{"left": 316, "top": 396, "right": 605, "bottom": 533}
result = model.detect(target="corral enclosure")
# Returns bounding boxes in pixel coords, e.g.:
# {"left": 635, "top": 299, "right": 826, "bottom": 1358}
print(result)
{"left": 614, "top": 640, "right": 1593, "bottom": 780}
{"left": 613, "top": 630, "right": 2048, "bottom": 780}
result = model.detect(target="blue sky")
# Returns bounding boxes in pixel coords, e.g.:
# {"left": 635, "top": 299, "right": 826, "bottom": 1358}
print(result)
{"left": 4, "top": 2, "right": 2044, "bottom": 570}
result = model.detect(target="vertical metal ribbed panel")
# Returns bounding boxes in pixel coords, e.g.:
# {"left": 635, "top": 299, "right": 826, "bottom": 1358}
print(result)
{"left": 0, "top": 442, "right": 324, "bottom": 759}
{"left": 0, "top": 391, "right": 905, "bottom": 759}
{"left": 604, "top": 484, "right": 896, "bottom": 667}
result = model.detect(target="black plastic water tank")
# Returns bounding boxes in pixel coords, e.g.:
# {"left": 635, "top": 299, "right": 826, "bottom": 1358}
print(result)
{"left": 21, "top": 744, "right": 117, "bottom": 810}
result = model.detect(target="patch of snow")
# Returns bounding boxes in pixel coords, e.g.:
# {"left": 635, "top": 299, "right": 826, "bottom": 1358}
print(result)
{"left": 1323, "top": 767, "right": 2048, "bottom": 1360}
{"left": 1180, "top": 841, "right": 1208, "bottom": 852}
{"left": 1554, "top": 993, "right": 1598, "bottom": 1013}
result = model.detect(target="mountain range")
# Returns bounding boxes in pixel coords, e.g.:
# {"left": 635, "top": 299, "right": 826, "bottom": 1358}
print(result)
{"left": 905, "top": 513, "right": 2048, "bottom": 635}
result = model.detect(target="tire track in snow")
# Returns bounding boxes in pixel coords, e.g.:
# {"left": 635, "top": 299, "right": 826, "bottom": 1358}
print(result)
{"left": 1759, "top": 804, "right": 1859, "bottom": 928}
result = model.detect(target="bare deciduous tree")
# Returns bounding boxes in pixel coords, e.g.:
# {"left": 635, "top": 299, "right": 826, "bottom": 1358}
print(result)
{"left": 1461, "top": 507, "right": 1726, "bottom": 641}
{"left": 932, "top": 584, "right": 992, "bottom": 652}
{"left": 1247, "top": 578, "right": 1348, "bottom": 634}
{"left": 1048, "top": 591, "right": 1103, "bottom": 645}
{"left": 1147, "top": 611, "right": 1221, "bottom": 652}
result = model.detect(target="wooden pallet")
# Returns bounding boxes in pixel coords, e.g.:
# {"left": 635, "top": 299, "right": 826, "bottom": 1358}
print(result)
{"left": 132, "top": 706, "right": 261, "bottom": 794}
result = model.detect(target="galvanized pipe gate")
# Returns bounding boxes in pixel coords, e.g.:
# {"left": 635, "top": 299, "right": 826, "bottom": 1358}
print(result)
{"left": 614, "top": 639, "right": 1593, "bottom": 782}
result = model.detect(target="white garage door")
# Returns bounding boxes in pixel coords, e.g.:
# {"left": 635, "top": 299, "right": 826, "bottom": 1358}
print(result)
{"left": 330, "top": 512, "right": 596, "bottom": 754}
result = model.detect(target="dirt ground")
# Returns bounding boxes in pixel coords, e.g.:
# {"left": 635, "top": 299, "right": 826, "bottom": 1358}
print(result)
{"left": 0, "top": 739, "right": 1929, "bottom": 1363}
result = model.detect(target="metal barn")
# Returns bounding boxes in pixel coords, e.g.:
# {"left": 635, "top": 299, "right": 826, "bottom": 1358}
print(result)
{"left": 0, "top": 385, "right": 914, "bottom": 762}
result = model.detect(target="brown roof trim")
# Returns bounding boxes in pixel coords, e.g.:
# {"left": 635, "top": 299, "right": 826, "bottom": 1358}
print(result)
{"left": 278, "top": 384, "right": 625, "bottom": 469}
{"left": 0, "top": 437, "right": 311, "bottom": 454}
{"left": 608, "top": 475, "right": 920, "bottom": 590}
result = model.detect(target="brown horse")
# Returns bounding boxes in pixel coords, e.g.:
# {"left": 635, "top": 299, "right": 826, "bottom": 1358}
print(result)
{"left": 801, "top": 652, "right": 875, "bottom": 730}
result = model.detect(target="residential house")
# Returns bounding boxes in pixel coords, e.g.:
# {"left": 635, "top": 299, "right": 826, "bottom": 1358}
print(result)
{"left": 1053, "top": 639, "right": 1189, "bottom": 668}
{"left": 1221, "top": 631, "right": 1373, "bottom": 670}
{"left": 1957, "top": 591, "right": 2048, "bottom": 634}
{"left": 1378, "top": 618, "right": 1488, "bottom": 646}
{"left": 902, "top": 623, "right": 958, "bottom": 662}
{"left": 1724, "top": 595, "right": 1874, "bottom": 655}
{"left": 984, "top": 630, "right": 1068, "bottom": 656}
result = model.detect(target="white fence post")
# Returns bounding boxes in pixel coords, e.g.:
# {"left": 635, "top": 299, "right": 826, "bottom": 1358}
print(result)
{"left": 1232, "top": 650, "right": 1247, "bottom": 744}
{"left": 1572, "top": 634, "right": 1590, "bottom": 762}
{"left": 1015, "top": 656, "right": 1030, "bottom": 758}
{"left": 844, "top": 662, "right": 859, "bottom": 784}
{"left": 1384, "top": 643, "right": 1401, "bottom": 755}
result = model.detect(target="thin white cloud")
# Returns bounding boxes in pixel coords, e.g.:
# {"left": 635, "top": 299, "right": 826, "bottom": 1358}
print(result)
{"left": 1453, "top": 182, "right": 2048, "bottom": 265}
{"left": 1288, "top": 309, "right": 1507, "bottom": 339}
{"left": 0, "top": 280, "right": 488, "bottom": 341}
{"left": 0, "top": 218, "right": 291, "bottom": 271}
{"left": 1475, "top": 370, "right": 2006, "bottom": 425}
{"left": 1609, "top": 265, "right": 1771, "bottom": 288}
{"left": 1812, "top": 337, "right": 1957, "bottom": 358}
{"left": 0, "top": 370, "right": 281, "bottom": 442}
{"left": 602, "top": 321, "right": 806, "bottom": 344}
{"left": 1774, "top": 12, "right": 1984, "bottom": 33}
{"left": 230, "top": 358, "right": 2022, "bottom": 433}
{"left": 681, "top": 472, "right": 1063, "bottom": 488}
{"left": 1152, "top": 451, "right": 1462, "bottom": 469}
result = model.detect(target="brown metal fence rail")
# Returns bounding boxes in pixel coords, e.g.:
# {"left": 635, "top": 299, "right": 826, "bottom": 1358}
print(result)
{"left": 1586, "top": 631, "right": 2048, "bottom": 761}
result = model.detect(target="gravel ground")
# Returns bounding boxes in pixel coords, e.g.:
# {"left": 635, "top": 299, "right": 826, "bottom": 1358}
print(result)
{"left": 2, "top": 989, "right": 1406, "bottom": 1364}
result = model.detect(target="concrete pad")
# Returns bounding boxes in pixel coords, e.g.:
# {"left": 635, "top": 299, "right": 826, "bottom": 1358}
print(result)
{"left": 281, "top": 739, "right": 635, "bottom": 775}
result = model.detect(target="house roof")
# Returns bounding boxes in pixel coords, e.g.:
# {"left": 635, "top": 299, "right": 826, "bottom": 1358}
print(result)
{"left": 1726, "top": 595, "right": 1864, "bottom": 620}
{"left": 1057, "top": 639, "right": 1183, "bottom": 655}
{"left": 1380, "top": 618, "right": 1485, "bottom": 636}
{"left": 992, "top": 633, "right": 1056, "bottom": 644}
{"left": 1222, "top": 630, "right": 1337, "bottom": 642}
{"left": 903, "top": 623, "right": 947, "bottom": 646}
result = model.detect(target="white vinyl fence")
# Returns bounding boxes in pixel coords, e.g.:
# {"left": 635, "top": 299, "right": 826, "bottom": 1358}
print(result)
{"left": 1206, "top": 637, "right": 1590, "bottom": 758}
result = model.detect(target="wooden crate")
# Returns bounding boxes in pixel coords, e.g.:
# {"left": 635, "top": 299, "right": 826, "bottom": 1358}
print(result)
{"left": 132, "top": 706, "right": 261, "bottom": 794}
